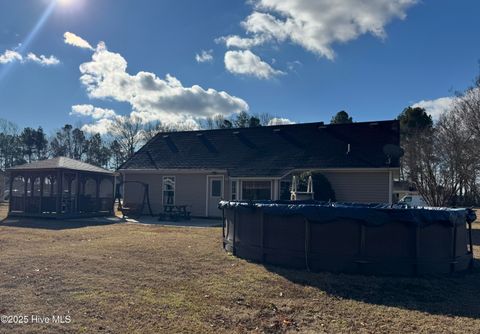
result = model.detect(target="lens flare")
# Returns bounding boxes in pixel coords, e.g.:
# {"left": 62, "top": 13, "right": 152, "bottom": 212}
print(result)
{"left": 0, "top": 1, "right": 57, "bottom": 83}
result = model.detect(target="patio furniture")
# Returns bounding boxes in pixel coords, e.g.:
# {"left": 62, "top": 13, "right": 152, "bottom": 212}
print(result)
{"left": 159, "top": 205, "right": 191, "bottom": 221}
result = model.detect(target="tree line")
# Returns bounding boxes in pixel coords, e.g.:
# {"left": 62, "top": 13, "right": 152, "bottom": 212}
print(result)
{"left": 1, "top": 88, "right": 478, "bottom": 207}
{"left": 0, "top": 111, "right": 279, "bottom": 171}
{"left": 399, "top": 77, "right": 480, "bottom": 207}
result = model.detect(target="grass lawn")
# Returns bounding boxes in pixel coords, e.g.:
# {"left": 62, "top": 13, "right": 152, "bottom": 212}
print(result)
{"left": 1, "top": 203, "right": 480, "bottom": 333}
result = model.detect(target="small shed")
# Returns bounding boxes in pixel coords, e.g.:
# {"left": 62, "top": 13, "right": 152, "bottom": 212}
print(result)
{"left": 7, "top": 157, "right": 115, "bottom": 218}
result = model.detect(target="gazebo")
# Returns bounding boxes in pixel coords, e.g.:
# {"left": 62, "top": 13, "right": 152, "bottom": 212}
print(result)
{"left": 7, "top": 157, "right": 115, "bottom": 218}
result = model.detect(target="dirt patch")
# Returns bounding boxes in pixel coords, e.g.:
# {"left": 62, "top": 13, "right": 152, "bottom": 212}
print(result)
{"left": 1, "top": 202, "right": 480, "bottom": 333}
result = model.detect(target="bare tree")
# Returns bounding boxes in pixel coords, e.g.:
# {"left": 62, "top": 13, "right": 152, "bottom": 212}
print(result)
{"left": 402, "top": 102, "right": 479, "bottom": 206}
{"left": 142, "top": 121, "right": 177, "bottom": 142}
{"left": 0, "top": 118, "right": 21, "bottom": 169}
{"left": 109, "top": 116, "right": 144, "bottom": 160}
{"left": 257, "top": 113, "right": 274, "bottom": 126}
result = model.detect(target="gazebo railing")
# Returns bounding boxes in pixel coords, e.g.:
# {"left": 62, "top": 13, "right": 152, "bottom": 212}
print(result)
{"left": 10, "top": 196, "right": 25, "bottom": 212}
{"left": 10, "top": 195, "right": 113, "bottom": 215}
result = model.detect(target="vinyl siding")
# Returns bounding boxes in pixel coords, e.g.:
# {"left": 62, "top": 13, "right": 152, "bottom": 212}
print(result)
{"left": 122, "top": 172, "right": 228, "bottom": 217}
{"left": 121, "top": 170, "right": 392, "bottom": 215}
{"left": 321, "top": 171, "right": 391, "bottom": 203}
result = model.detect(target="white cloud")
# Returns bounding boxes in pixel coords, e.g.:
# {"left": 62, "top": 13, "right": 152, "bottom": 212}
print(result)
{"left": 217, "top": 35, "right": 268, "bottom": 49}
{"left": 195, "top": 50, "right": 214, "bottom": 63}
{"left": 0, "top": 49, "right": 22, "bottom": 64}
{"left": 64, "top": 32, "right": 94, "bottom": 50}
{"left": 268, "top": 117, "right": 295, "bottom": 125}
{"left": 412, "top": 96, "right": 455, "bottom": 120}
{"left": 221, "top": 0, "right": 418, "bottom": 59}
{"left": 80, "top": 118, "right": 115, "bottom": 135}
{"left": 70, "top": 104, "right": 117, "bottom": 119}
{"left": 76, "top": 41, "right": 248, "bottom": 128}
{"left": 224, "top": 50, "right": 284, "bottom": 79}
{"left": 0, "top": 49, "right": 59, "bottom": 66}
{"left": 26, "top": 53, "right": 60, "bottom": 66}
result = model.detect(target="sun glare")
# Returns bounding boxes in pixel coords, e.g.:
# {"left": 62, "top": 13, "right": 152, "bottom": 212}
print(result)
{"left": 54, "top": 0, "right": 85, "bottom": 13}
{"left": 57, "top": 0, "right": 73, "bottom": 5}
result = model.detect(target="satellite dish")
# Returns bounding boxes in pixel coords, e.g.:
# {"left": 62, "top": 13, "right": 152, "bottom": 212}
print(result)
{"left": 383, "top": 144, "right": 404, "bottom": 158}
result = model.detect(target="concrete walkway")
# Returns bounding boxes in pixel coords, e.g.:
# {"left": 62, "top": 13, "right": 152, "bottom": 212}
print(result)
{"left": 124, "top": 215, "right": 222, "bottom": 227}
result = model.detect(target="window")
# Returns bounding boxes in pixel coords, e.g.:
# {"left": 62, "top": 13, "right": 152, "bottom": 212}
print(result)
{"left": 211, "top": 180, "right": 222, "bottom": 197}
{"left": 241, "top": 181, "right": 271, "bottom": 201}
{"left": 163, "top": 176, "right": 175, "bottom": 205}
{"left": 231, "top": 181, "right": 237, "bottom": 200}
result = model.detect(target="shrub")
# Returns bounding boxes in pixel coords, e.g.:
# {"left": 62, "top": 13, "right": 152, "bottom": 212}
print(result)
{"left": 297, "top": 171, "right": 336, "bottom": 202}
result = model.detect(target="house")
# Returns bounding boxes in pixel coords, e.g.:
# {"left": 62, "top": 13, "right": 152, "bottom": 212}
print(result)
{"left": 119, "top": 120, "right": 401, "bottom": 217}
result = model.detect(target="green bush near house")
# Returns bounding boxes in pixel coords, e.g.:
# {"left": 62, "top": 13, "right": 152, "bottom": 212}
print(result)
{"left": 298, "top": 171, "right": 336, "bottom": 202}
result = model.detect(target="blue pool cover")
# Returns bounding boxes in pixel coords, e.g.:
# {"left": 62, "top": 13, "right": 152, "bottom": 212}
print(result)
{"left": 219, "top": 200, "right": 477, "bottom": 227}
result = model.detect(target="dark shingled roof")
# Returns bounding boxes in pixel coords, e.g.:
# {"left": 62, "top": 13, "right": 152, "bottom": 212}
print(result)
{"left": 7, "top": 157, "right": 113, "bottom": 175}
{"left": 119, "top": 120, "right": 401, "bottom": 177}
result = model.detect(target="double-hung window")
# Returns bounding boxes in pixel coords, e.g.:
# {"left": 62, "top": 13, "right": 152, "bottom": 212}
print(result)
{"left": 163, "top": 176, "right": 175, "bottom": 205}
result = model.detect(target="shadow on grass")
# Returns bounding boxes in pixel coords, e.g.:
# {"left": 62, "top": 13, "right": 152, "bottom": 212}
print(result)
{"left": 0, "top": 216, "right": 121, "bottom": 230}
{"left": 265, "top": 259, "right": 480, "bottom": 319}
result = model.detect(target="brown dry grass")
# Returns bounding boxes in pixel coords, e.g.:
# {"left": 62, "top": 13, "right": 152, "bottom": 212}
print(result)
{"left": 0, "top": 202, "right": 480, "bottom": 333}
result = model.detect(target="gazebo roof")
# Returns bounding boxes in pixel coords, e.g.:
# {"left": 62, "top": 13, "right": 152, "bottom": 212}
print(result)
{"left": 7, "top": 157, "right": 113, "bottom": 175}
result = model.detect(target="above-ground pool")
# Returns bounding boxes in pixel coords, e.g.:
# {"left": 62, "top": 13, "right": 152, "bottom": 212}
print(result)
{"left": 219, "top": 201, "right": 476, "bottom": 276}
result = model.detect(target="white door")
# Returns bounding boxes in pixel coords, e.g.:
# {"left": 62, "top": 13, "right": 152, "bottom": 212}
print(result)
{"left": 208, "top": 176, "right": 223, "bottom": 217}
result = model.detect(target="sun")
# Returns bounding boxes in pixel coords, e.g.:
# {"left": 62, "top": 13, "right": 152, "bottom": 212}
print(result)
{"left": 56, "top": 0, "right": 74, "bottom": 6}
{"left": 54, "top": 0, "right": 85, "bottom": 12}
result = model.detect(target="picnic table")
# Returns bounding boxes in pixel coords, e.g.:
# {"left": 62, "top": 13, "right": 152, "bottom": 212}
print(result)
{"left": 159, "top": 205, "right": 191, "bottom": 221}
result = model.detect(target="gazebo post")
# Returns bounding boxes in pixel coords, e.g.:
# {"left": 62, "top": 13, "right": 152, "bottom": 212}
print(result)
{"left": 50, "top": 175, "right": 54, "bottom": 196}
{"left": 75, "top": 171, "right": 80, "bottom": 214}
{"left": 96, "top": 174, "right": 100, "bottom": 212}
{"left": 23, "top": 175, "right": 27, "bottom": 213}
{"left": 56, "top": 170, "right": 63, "bottom": 214}
{"left": 30, "top": 176, "right": 34, "bottom": 198}
{"left": 39, "top": 175, "right": 44, "bottom": 214}
{"left": 112, "top": 174, "right": 116, "bottom": 215}
{"left": 8, "top": 174, "right": 13, "bottom": 213}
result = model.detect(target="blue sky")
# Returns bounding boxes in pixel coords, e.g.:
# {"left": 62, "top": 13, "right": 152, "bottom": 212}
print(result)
{"left": 0, "top": 0, "right": 479, "bottom": 133}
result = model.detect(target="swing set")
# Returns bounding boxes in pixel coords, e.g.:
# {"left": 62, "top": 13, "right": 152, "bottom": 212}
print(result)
{"left": 116, "top": 181, "right": 154, "bottom": 218}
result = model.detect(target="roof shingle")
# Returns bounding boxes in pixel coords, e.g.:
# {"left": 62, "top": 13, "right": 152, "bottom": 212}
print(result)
{"left": 120, "top": 120, "right": 401, "bottom": 177}
{"left": 7, "top": 157, "right": 113, "bottom": 175}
